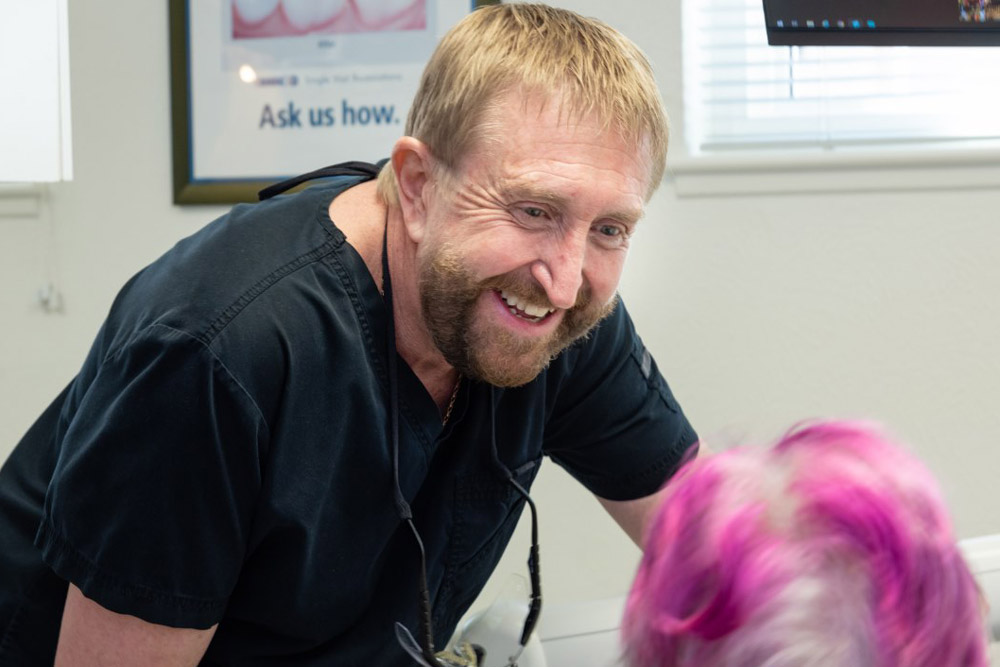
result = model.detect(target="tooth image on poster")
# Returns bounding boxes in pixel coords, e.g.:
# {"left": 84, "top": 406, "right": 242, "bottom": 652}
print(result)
{"left": 185, "top": 0, "right": 469, "bottom": 183}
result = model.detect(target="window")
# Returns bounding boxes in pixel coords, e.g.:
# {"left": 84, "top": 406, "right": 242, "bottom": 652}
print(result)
{"left": 683, "top": 0, "right": 1000, "bottom": 155}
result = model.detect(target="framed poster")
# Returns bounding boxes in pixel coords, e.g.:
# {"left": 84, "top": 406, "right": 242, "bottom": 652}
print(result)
{"left": 169, "top": 0, "right": 492, "bottom": 204}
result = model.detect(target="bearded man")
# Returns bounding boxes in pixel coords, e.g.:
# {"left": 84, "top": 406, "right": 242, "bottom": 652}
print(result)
{"left": 0, "top": 4, "right": 698, "bottom": 665}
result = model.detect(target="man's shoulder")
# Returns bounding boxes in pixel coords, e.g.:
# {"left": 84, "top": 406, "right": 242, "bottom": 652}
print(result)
{"left": 102, "top": 182, "right": 369, "bottom": 355}
{"left": 552, "top": 299, "right": 636, "bottom": 371}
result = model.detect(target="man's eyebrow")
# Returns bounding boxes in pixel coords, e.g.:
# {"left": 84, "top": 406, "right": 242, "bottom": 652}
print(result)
{"left": 498, "top": 180, "right": 568, "bottom": 208}
{"left": 497, "top": 179, "right": 643, "bottom": 225}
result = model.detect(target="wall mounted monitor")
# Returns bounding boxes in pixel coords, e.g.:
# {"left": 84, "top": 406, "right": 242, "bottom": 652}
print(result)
{"left": 763, "top": 0, "right": 1000, "bottom": 46}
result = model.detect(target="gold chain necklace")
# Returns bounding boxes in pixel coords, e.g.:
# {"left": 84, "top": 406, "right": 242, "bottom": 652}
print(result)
{"left": 442, "top": 377, "right": 462, "bottom": 425}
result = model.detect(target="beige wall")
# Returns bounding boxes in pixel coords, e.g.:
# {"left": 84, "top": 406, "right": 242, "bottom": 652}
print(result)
{"left": 2, "top": 0, "right": 999, "bottom": 615}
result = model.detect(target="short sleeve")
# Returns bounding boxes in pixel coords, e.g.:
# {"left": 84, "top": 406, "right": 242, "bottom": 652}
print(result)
{"left": 34, "top": 324, "right": 267, "bottom": 629}
{"left": 543, "top": 302, "right": 698, "bottom": 501}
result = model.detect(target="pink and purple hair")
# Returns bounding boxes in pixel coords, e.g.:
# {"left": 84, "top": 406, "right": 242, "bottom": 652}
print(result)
{"left": 622, "top": 420, "right": 989, "bottom": 667}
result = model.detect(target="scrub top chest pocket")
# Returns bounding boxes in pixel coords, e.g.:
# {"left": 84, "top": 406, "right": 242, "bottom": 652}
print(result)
{"left": 434, "top": 454, "right": 543, "bottom": 635}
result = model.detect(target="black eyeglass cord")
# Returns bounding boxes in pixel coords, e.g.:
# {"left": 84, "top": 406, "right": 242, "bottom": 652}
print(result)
{"left": 382, "top": 221, "right": 443, "bottom": 667}
{"left": 488, "top": 392, "right": 543, "bottom": 664}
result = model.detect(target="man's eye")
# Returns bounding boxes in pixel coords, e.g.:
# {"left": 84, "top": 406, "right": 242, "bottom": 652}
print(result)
{"left": 599, "top": 224, "right": 621, "bottom": 237}
{"left": 523, "top": 207, "right": 546, "bottom": 218}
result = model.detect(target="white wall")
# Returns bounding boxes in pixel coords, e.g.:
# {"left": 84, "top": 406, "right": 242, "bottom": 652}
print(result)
{"left": 2, "top": 0, "right": 999, "bottom": 619}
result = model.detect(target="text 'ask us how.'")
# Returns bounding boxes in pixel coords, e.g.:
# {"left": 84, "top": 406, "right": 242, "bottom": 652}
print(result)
{"left": 259, "top": 100, "right": 400, "bottom": 129}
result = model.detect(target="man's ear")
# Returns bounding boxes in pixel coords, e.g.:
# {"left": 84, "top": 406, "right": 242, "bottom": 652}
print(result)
{"left": 391, "top": 137, "right": 435, "bottom": 245}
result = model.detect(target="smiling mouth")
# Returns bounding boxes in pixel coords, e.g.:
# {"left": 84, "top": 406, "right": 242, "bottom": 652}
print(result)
{"left": 497, "top": 289, "right": 556, "bottom": 323}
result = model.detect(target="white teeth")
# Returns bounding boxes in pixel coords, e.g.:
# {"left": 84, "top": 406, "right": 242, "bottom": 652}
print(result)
{"left": 353, "top": 0, "right": 416, "bottom": 25}
{"left": 281, "top": 0, "right": 346, "bottom": 30}
{"left": 499, "top": 290, "right": 554, "bottom": 320}
{"left": 234, "top": 0, "right": 281, "bottom": 23}
{"left": 280, "top": 0, "right": 314, "bottom": 29}
{"left": 522, "top": 303, "right": 551, "bottom": 318}
{"left": 314, "top": 0, "right": 347, "bottom": 22}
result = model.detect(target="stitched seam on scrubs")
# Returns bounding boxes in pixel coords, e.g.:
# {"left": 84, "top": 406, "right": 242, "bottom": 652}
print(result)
{"left": 628, "top": 346, "right": 679, "bottom": 415}
{"left": 199, "top": 241, "right": 341, "bottom": 344}
{"left": 94, "top": 323, "right": 270, "bottom": 440}
{"left": 325, "top": 245, "right": 436, "bottom": 458}
{"left": 314, "top": 180, "right": 352, "bottom": 242}
{"left": 149, "top": 323, "right": 271, "bottom": 435}
{"left": 595, "top": 424, "right": 699, "bottom": 500}
{"left": 546, "top": 411, "right": 696, "bottom": 499}
{"left": 619, "top": 447, "right": 692, "bottom": 489}
{"left": 36, "top": 518, "right": 227, "bottom": 611}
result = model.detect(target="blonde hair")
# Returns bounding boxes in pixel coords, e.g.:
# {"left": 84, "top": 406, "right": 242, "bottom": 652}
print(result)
{"left": 376, "top": 3, "right": 669, "bottom": 205}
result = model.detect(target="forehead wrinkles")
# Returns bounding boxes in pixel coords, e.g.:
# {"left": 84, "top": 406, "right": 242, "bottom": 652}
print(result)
{"left": 464, "top": 92, "right": 654, "bottom": 194}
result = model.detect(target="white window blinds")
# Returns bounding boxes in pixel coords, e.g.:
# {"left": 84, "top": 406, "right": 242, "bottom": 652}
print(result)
{"left": 683, "top": 0, "right": 1000, "bottom": 154}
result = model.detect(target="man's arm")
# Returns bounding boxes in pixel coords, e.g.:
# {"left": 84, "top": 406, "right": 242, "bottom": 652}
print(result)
{"left": 55, "top": 584, "right": 217, "bottom": 667}
{"left": 597, "top": 488, "right": 671, "bottom": 548}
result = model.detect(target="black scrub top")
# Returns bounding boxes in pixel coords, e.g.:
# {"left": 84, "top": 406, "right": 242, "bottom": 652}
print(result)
{"left": 0, "top": 171, "right": 697, "bottom": 665}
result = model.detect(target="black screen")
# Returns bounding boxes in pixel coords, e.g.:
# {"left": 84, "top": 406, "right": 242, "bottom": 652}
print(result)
{"left": 763, "top": 0, "right": 1000, "bottom": 46}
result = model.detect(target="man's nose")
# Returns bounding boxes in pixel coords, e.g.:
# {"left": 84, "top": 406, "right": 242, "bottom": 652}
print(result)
{"left": 530, "top": 228, "right": 587, "bottom": 311}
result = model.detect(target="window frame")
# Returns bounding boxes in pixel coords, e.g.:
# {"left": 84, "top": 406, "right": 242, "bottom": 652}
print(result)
{"left": 671, "top": 0, "right": 1000, "bottom": 197}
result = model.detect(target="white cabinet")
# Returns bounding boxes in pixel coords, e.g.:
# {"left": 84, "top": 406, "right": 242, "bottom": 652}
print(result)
{"left": 0, "top": 0, "right": 72, "bottom": 182}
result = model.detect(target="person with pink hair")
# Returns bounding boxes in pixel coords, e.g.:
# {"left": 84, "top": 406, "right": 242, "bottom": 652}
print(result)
{"left": 622, "top": 421, "right": 990, "bottom": 667}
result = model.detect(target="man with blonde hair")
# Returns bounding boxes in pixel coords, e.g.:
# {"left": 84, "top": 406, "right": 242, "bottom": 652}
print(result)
{"left": 0, "top": 4, "right": 696, "bottom": 665}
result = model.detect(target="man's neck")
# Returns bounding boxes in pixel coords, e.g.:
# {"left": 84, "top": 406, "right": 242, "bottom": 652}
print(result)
{"left": 385, "top": 206, "right": 460, "bottom": 411}
{"left": 329, "top": 183, "right": 459, "bottom": 412}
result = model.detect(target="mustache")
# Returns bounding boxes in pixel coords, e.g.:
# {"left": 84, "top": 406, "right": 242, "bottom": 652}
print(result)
{"left": 481, "top": 273, "right": 594, "bottom": 312}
